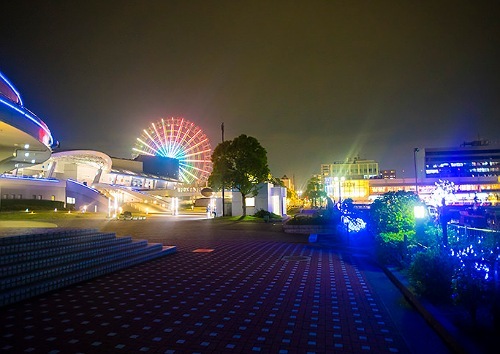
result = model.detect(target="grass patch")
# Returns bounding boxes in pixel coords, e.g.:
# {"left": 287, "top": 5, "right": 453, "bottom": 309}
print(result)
{"left": 208, "top": 215, "right": 264, "bottom": 222}
{"left": 0, "top": 211, "right": 110, "bottom": 221}
{"left": 227, "top": 216, "right": 261, "bottom": 222}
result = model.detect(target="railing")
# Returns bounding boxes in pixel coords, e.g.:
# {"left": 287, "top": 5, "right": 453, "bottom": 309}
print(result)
{"left": 448, "top": 224, "right": 500, "bottom": 243}
{"left": 447, "top": 224, "right": 500, "bottom": 303}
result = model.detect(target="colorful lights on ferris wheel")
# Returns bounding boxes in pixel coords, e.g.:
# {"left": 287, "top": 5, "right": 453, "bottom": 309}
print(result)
{"left": 133, "top": 117, "right": 212, "bottom": 184}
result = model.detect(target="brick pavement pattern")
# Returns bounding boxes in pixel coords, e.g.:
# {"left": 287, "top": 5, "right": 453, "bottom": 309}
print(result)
{"left": 0, "top": 239, "right": 410, "bottom": 353}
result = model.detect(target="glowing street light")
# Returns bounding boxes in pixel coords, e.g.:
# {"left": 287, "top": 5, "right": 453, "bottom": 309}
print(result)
{"left": 414, "top": 205, "right": 426, "bottom": 219}
{"left": 413, "top": 204, "right": 426, "bottom": 248}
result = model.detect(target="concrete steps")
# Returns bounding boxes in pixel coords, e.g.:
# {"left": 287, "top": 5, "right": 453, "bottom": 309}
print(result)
{"left": 0, "top": 229, "right": 176, "bottom": 307}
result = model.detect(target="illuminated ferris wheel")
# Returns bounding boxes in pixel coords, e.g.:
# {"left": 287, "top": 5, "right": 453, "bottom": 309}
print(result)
{"left": 133, "top": 117, "right": 212, "bottom": 184}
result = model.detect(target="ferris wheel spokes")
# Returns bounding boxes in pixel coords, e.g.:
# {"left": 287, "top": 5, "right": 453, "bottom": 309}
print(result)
{"left": 133, "top": 117, "right": 212, "bottom": 184}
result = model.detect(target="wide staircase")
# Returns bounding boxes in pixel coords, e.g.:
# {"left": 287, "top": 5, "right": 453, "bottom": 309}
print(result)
{"left": 0, "top": 229, "right": 176, "bottom": 307}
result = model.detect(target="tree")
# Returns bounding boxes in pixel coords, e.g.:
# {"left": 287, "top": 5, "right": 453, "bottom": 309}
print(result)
{"left": 286, "top": 188, "right": 302, "bottom": 208}
{"left": 208, "top": 134, "right": 270, "bottom": 216}
{"left": 304, "top": 177, "right": 326, "bottom": 207}
{"left": 370, "top": 191, "right": 423, "bottom": 265}
{"left": 369, "top": 191, "right": 421, "bottom": 235}
{"left": 269, "top": 175, "right": 285, "bottom": 187}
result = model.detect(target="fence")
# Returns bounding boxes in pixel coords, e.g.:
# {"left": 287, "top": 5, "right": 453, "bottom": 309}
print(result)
{"left": 448, "top": 223, "right": 500, "bottom": 244}
{"left": 447, "top": 224, "right": 500, "bottom": 300}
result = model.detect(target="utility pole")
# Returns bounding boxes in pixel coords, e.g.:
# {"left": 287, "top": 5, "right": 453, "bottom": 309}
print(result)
{"left": 413, "top": 148, "right": 419, "bottom": 195}
{"left": 221, "top": 122, "right": 225, "bottom": 216}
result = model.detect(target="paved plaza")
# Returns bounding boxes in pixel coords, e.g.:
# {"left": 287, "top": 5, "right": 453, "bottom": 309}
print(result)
{"left": 0, "top": 216, "right": 462, "bottom": 353}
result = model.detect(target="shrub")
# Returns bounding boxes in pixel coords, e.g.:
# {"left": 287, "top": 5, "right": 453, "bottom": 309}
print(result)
{"left": 253, "top": 209, "right": 281, "bottom": 220}
{"left": 375, "top": 232, "right": 406, "bottom": 266}
{"left": 375, "top": 223, "right": 443, "bottom": 267}
{"left": 285, "top": 208, "right": 341, "bottom": 226}
{"left": 447, "top": 225, "right": 498, "bottom": 322}
{"left": 452, "top": 259, "right": 495, "bottom": 323}
{"left": 408, "top": 248, "right": 457, "bottom": 304}
{"left": 286, "top": 215, "right": 336, "bottom": 225}
{"left": 0, "top": 199, "right": 65, "bottom": 211}
{"left": 369, "top": 191, "right": 420, "bottom": 236}
{"left": 416, "top": 223, "right": 441, "bottom": 249}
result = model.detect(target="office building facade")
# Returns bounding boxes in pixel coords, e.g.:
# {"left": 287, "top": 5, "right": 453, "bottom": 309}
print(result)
{"left": 321, "top": 157, "right": 379, "bottom": 180}
{"left": 425, "top": 140, "right": 500, "bottom": 178}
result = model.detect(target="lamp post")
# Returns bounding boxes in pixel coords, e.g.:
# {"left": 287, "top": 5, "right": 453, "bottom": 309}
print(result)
{"left": 413, "top": 148, "right": 419, "bottom": 195}
{"left": 340, "top": 176, "right": 345, "bottom": 201}
{"left": 334, "top": 176, "right": 347, "bottom": 238}
{"left": 334, "top": 176, "right": 345, "bottom": 208}
{"left": 221, "top": 122, "right": 225, "bottom": 217}
{"left": 334, "top": 177, "right": 339, "bottom": 203}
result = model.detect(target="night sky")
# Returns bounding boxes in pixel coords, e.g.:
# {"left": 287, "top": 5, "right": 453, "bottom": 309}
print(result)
{"left": 1, "top": 1, "right": 499, "bottom": 188}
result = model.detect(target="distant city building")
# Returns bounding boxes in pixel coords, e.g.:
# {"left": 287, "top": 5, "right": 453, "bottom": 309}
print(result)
{"left": 317, "top": 146, "right": 500, "bottom": 206}
{"left": 369, "top": 176, "right": 500, "bottom": 206}
{"left": 321, "top": 157, "right": 379, "bottom": 179}
{"left": 324, "top": 177, "right": 370, "bottom": 202}
{"left": 380, "top": 169, "right": 397, "bottom": 179}
{"left": 425, "top": 140, "right": 500, "bottom": 178}
{"left": 280, "top": 175, "right": 294, "bottom": 190}
{"left": 321, "top": 174, "right": 500, "bottom": 206}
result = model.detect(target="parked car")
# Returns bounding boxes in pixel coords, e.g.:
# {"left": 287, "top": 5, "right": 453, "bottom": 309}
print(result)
{"left": 119, "top": 211, "right": 133, "bottom": 220}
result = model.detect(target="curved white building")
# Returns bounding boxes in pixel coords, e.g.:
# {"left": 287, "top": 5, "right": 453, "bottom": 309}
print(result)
{"left": 0, "top": 71, "right": 56, "bottom": 173}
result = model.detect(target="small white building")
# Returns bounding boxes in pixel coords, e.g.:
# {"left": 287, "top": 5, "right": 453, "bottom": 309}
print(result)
{"left": 231, "top": 183, "right": 287, "bottom": 217}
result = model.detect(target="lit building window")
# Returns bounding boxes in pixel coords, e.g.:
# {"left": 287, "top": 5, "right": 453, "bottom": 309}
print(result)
{"left": 246, "top": 197, "right": 255, "bottom": 207}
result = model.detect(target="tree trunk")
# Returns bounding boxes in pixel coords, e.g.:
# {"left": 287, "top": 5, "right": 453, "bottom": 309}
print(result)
{"left": 241, "top": 192, "right": 247, "bottom": 217}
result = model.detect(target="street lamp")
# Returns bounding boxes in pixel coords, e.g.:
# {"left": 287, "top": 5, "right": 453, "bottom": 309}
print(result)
{"left": 340, "top": 176, "right": 345, "bottom": 197}
{"left": 221, "top": 122, "right": 225, "bottom": 216}
{"left": 413, "top": 205, "right": 426, "bottom": 240}
{"left": 413, "top": 205, "right": 426, "bottom": 219}
{"left": 333, "top": 176, "right": 345, "bottom": 206}
{"left": 413, "top": 148, "right": 420, "bottom": 195}
{"left": 334, "top": 177, "right": 339, "bottom": 203}
{"left": 410, "top": 204, "right": 427, "bottom": 259}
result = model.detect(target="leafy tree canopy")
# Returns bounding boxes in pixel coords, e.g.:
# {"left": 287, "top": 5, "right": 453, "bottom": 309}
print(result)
{"left": 304, "top": 177, "right": 326, "bottom": 207}
{"left": 269, "top": 176, "right": 285, "bottom": 187}
{"left": 208, "top": 134, "right": 270, "bottom": 216}
{"left": 369, "top": 191, "right": 421, "bottom": 235}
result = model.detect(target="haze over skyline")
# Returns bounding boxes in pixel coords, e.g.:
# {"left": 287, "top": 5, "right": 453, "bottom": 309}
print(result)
{"left": 1, "top": 1, "right": 499, "bottom": 188}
